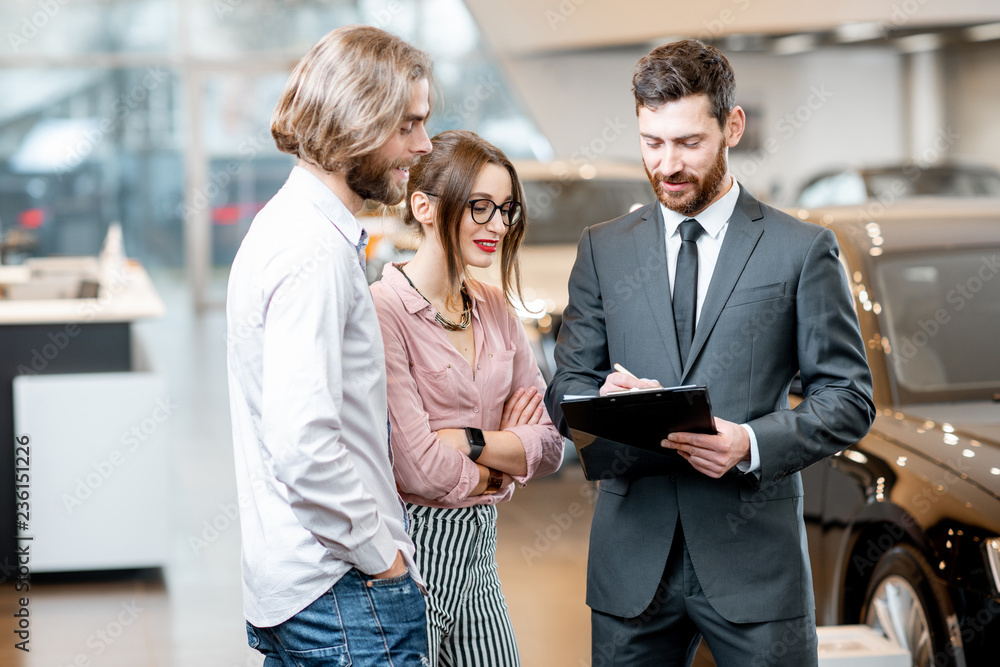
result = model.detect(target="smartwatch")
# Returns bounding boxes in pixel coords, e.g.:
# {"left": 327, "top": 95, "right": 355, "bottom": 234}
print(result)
{"left": 483, "top": 467, "right": 504, "bottom": 495}
{"left": 465, "top": 427, "right": 486, "bottom": 461}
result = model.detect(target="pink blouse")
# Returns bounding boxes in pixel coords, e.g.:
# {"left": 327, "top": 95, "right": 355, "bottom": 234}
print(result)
{"left": 370, "top": 263, "right": 564, "bottom": 508}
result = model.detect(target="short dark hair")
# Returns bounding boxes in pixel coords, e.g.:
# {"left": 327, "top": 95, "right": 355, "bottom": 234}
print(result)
{"left": 404, "top": 130, "right": 525, "bottom": 310}
{"left": 632, "top": 39, "right": 735, "bottom": 127}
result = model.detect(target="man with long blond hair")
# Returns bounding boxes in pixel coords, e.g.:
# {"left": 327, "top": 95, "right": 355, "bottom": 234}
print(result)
{"left": 227, "top": 25, "right": 433, "bottom": 665}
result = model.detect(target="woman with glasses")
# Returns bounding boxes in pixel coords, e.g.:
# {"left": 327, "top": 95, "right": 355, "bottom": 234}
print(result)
{"left": 370, "top": 130, "right": 563, "bottom": 666}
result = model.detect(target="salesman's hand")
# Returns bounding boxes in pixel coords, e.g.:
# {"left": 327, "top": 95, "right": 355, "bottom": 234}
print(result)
{"left": 662, "top": 417, "right": 750, "bottom": 479}
{"left": 599, "top": 372, "right": 660, "bottom": 396}
{"left": 373, "top": 550, "right": 408, "bottom": 579}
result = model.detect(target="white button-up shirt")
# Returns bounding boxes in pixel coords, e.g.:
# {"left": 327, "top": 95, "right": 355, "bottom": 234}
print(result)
{"left": 660, "top": 177, "right": 740, "bottom": 322}
{"left": 227, "top": 166, "right": 418, "bottom": 627}
{"left": 660, "top": 178, "right": 760, "bottom": 475}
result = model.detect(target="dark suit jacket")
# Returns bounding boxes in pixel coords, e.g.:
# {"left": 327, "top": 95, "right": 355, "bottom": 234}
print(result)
{"left": 545, "top": 186, "right": 875, "bottom": 623}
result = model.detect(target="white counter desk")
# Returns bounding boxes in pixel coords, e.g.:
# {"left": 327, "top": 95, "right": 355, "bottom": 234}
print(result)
{"left": 0, "top": 257, "right": 165, "bottom": 324}
{"left": 0, "top": 258, "right": 167, "bottom": 573}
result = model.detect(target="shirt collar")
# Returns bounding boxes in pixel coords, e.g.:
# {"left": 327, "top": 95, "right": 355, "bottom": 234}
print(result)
{"left": 283, "top": 165, "right": 366, "bottom": 246}
{"left": 660, "top": 176, "right": 741, "bottom": 240}
{"left": 382, "top": 262, "right": 485, "bottom": 318}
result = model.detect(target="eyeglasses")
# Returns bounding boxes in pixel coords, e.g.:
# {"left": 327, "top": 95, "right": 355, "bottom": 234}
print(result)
{"left": 422, "top": 192, "right": 522, "bottom": 227}
{"left": 468, "top": 199, "right": 522, "bottom": 227}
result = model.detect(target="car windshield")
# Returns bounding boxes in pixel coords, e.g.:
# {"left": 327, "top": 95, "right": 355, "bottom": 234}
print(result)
{"left": 797, "top": 172, "right": 867, "bottom": 207}
{"left": 866, "top": 168, "right": 1000, "bottom": 200}
{"left": 521, "top": 179, "right": 653, "bottom": 245}
{"left": 796, "top": 167, "right": 1000, "bottom": 207}
{"left": 876, "top": 248, "right": 1000, "bottom": 399}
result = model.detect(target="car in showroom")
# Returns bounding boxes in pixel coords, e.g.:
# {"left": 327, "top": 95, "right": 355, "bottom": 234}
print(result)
{"left": 796, "top": 197, "right": 1000, "bottom": 667}
{"left": 795, "top": 162, "right": 1000, "bottom": 208}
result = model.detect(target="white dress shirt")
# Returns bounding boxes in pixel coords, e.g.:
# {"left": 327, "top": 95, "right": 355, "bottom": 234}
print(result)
{"left": 660, "top": 177, "right": 760, "bottom": 474}
{"left": 227, "top": 166, "right": 419, "bottom": 627}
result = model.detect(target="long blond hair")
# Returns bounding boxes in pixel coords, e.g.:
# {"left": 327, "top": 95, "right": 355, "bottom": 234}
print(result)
{"left": 271, "top": 25, "right": 432, "bottom": 172}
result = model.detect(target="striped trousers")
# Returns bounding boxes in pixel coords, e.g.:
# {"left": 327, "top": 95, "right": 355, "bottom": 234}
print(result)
{"left": 407, "top": 503, "right": 520, "bottom": 667}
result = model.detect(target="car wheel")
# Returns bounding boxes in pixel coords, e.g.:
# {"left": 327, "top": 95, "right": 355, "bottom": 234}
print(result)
{"left": 862, "top": 544, "right": 962, "bottom": 667}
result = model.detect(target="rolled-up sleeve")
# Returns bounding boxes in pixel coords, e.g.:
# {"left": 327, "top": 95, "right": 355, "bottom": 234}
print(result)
{"left": 504, "top": 309, "right": 565, "bottom": 485}
{"left": 373, "top": 289, "right": 481, "bottom": 504}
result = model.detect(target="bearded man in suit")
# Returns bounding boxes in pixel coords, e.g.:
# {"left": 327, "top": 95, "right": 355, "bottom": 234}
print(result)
{"left": 545, "top": 40, "right": 875, "bottom": 667}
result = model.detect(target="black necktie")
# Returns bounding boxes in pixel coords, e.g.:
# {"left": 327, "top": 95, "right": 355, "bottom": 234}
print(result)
{"left": 673, "top": 219, "right": 705, "bottom": 366}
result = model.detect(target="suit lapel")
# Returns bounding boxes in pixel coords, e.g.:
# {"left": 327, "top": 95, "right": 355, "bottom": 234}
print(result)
{"left": 683, "top": 188, "right": 765, "bottom": 379}
{"left": 631, "top": 205, "right": 684, "bottom": 382}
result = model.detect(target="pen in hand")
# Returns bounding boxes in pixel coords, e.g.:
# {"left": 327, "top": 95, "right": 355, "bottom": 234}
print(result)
{"left": 605, "top": 363, "right": 661, "bottom": 395}
{"left": 613, "top": 363, "right": 637, "bottom": 379}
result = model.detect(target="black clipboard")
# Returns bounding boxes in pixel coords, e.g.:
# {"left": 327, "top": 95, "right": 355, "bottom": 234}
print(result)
{"left": 560, "top": 386, "right": 716, "bottom": 481}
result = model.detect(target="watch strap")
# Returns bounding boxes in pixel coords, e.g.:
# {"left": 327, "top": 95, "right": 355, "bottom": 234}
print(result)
{"left": 465, "top": 427, "right": 486, "bottom": 462}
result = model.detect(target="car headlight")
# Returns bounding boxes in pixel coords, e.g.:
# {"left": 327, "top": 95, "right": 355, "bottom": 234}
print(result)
{"left": 985, "top": 538, "right": 1000, "bottom": 595}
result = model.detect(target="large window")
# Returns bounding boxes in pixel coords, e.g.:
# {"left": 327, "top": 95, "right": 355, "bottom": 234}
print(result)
{"left": 0, "top": 0, "right": 548, "bottom": 307}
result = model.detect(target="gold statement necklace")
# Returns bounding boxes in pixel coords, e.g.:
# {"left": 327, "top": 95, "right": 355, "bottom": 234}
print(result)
{"left": 399, "top": 267, "right": 472, "bottom": 331}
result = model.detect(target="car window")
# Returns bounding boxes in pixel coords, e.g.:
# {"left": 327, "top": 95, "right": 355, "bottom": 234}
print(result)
{"left": 876, "top": 248, "right": 1000, "bottom": 399}
{"left": 521, "top": 179, "right": 653, "bottom": 245}
{"left": 796, "top": 172, "right": 867, "bottom": 207}
{"left": 867, "top": 168, "right": 1000, "bottom": 199}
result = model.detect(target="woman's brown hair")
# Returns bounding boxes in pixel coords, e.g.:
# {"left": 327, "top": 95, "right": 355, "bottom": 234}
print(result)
{"left": 405, "top": 130, "right": 525, "bottom": 310}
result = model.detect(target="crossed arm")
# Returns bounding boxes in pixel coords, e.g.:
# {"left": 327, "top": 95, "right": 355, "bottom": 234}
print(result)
{"left": 435, "top": 385, "right": 544, "bottom": 481}
{"left": 376, "top": 296, "right": 562, "bottom": 503}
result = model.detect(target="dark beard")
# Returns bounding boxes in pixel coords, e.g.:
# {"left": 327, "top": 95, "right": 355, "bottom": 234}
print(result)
{"left": 346, "top": 152, "right": 407, "bottom": 206}
{"left": 647, "top": 140, "right": 728, "bottom": 216}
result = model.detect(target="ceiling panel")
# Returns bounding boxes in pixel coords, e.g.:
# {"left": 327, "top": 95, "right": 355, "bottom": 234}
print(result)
{"left": 464, "top": 0, "right": 1000, "bottom": 55}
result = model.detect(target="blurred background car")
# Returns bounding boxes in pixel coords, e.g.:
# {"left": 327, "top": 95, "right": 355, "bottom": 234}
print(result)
{"left": 796, "top": 198, "right": 1000, "bottom": 667}
{"left": 795, "top": 162, "right": 1000, "bottom": 208}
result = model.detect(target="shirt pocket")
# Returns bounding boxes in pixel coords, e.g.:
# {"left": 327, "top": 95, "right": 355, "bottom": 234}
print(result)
{"left": 477, "top": 350, "right": 517, "bottom": 418}
{"left": 411, "top": 364, "right": 459, "bottom": 422}
{"left": 497, "top": 347, "right": 518, "bottom": 393}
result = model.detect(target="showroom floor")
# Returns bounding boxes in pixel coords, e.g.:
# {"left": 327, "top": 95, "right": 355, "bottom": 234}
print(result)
{"left": 0, "top": 268, "right": 718, "bottom": 667}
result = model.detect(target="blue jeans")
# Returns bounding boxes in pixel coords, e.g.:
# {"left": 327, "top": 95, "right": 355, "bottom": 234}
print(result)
{"left": 247, "top": 569, "right": 429, "bottom": 666}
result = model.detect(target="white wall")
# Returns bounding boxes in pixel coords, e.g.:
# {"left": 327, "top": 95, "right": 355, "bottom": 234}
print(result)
{"left": 465, "top": 0, "right": 1000, "bottom": 56}
{"left": 728, "top": 48, "right": 905, "bottom": 204}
